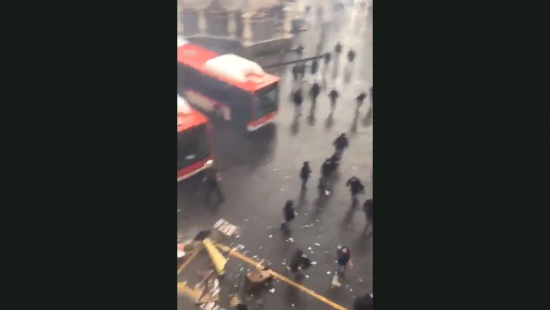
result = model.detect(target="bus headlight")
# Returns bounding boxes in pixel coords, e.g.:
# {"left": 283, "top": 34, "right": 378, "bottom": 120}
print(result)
{"left": 205, "top": 159, "right": 213, "bottom": 167}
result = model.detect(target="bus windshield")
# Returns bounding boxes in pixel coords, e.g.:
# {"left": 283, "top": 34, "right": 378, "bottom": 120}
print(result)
{"left": 254, "top": 83, "right": 279, "bottom": 119}
{"left": 177, "top": 124, "right": 209, "bottom": 171}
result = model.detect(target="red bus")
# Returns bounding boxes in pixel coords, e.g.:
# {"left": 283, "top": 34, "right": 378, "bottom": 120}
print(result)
{"left": 177, "top": 41, "right": 280, "bottom": 131}
{"left": 177, "top": 95, "right": 214, "bottom": 182}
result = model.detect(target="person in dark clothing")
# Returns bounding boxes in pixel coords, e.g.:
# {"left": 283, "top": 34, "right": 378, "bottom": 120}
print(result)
{"left": 292, "top": 65, "right": 299, "bottom": 81}
{"left": 336, "top": 246, "right": 353, "bottom": 280}
{"left": 324, "top": 52, "right": 332, "bottom": 65}
{"left": 364, "top": 199, "right": 373, "bottom": 229}
{"left": 321, "top": 159, "right": 332, "bottom": 179}
{"left": 353, "top": 293, "right": 373, "bottom": 310}
{"left": 320, "top": 159, "right": 333, "bottom": 193}
{"left": 310, "top": 82, "right": 321, "bottom": 105}
{"left": 310, "top": 59, "right": 319, "bottom": 75}
{"left": 333, "top": 133, "right": 349, "bottom": 157}
{"left": 205, "top": 168, "right": 224, "bottom": 203}
{"left": 293, "top": 88, "right": 303, "bottom": 116}
{"left": 346, "top": 176, "right": 365, "bottom": 204}
{"left": 281, "top": 200, "right": 295, "bottom": 229}
{"left": 347, "top": 49, "right": 356, "bottom": 63}
{"left": 298, "top": 62, "right": 307, "bottom": 78}
{"left": 289, "top": 249, "right": 303, "bottom": 273}
{"left": 300, "top": 161, "right": 312, "bottom": 188}
{"left": 296, "top": 44, "right": 304, "bottom": 57}
{"left": 335, "top": 42, "right": 343, "bottom": 54}
{"left": 328, "top": 89, "right": 339, "bottom": 112}
{"left": 356, "top": 92, "right": 367, "bottom": 108}
{"left": 328, "top": 153, "right": 340, "bottom": 172}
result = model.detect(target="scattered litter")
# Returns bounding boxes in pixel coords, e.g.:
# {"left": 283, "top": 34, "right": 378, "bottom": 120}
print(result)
{"left": 308, "top": 247, "right": 312, "bottom": 250}
{"left": 244, "top": 219, "right": 249, "bottom": 222}
{"left": 311, "top": 261, "right": 317, "bottom": 265}
{"left": 235, "top": 235, "right": 240, "bottom": 239}
{"left": 269, "top": 288, "right": 276, "bottom": 293}
{"left": 268, "top": 234, "right": 273, "bottom": 238}
{"left": 306, "top": 275, "right": 309, "bottom": 278}
{"left": 287, "top": 238, "right": 294, "bottom": 243}
{"left": 314, "top": 243, "right": 320, "bottom": 246}
{"left": 327, "top": 271, "right": 331, "bottom": 274}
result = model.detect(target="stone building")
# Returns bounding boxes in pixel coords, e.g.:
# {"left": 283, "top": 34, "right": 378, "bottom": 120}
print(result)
{"left": 177, "top": 0, "right": 302, "bottom": 56}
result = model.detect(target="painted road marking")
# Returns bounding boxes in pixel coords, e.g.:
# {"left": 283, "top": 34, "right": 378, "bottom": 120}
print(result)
{"left": 178, "top": 248, "right": 201, "bottom": 275}
{"left": 215, "top": 243, "right": 349, "bottom": 310}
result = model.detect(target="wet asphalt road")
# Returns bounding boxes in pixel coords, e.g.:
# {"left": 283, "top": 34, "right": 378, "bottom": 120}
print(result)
{"left": 178, "top": 4, "right": 372, "bottom": 310}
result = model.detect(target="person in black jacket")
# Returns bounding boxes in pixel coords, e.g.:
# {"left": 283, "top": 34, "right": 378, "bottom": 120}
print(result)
{"left": 346, "top": 176, "right": 365, "bottom": 205}
{"left": 281, "top": 200, "right": 295, "bottom": 229}
{"left": 335, "top": 42, "right": 342, "bottom": 54}
{"left": 328, "top": 89, "right": 339, "bottom": 112}
{"left": 292, "top": 88, "right": 303, "bottom": 117}
{"left": 292, "top": 65, "right": 299, "bottom": 81}
{"left": 356, "top": 92, "right": 367, "bottom": 109}
{"left": 289, "top": 249, "right": 308, "bottom": 281}
{"left": 298, "top": 62, "right": 307, "bottom": 79}
{"left": 300, "top": 161, "right": 312, "bottom": 188}
{"left": 347, "top": 49, "right": 356, "bottom": 63}
{"left": 333, "top": 133, "right": 349, "bottom": 157}
{"left": 310, "top": 59, "right": 319, "bottom": 75}
{"left": 310, "top": 82, "right": 321, "bottom": 106}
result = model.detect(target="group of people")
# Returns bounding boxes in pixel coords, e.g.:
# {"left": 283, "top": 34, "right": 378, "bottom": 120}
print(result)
{"left": 279, "top": 132, "right": 373, "bottom": 293}
{"left": 290, "top": 43, "right": 372, "bottom": 118}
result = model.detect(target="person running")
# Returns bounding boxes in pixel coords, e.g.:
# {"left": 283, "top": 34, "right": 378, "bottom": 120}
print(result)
{"left": 329, "top": 89, "right": 339, "bottom": 112}
{"left": 289, "top": 249, "right": 311, "bottom": 282}
{"left": 292, "top": 65, "right": 299, "bottom": 81}
{"left": 281, "top": 200, "right": 295, "bottom": 229}
{"left": 336, "top": 246, "right": 353, "bottom": 280}
{"left": 346, "top": 176, "right": 365, "bottom": 205}
{"left": 310, "top": 59, "right": 319, "bottom": 75}
{"left": 300, "top": 161, "right": 312, "bottom": 188}
{"left": 310, "top": 82, "right": 321, "bottom": 105}
{"left": 335, "top": 42, "right": 343, "bottom": 54}
{"left": 292, "top": 88, "right": 303, "bottom": 117}
{"left": 356, "top": 92, "right": 367, "bottom": 109}
{"left": 333, "top": 133, "right": 349, "bottom": 158}
{"left": 298, "top": 62, "right": 307, "bottom": 79}
{"left": 347, "top": 49, "right": 356, "bottom": 63}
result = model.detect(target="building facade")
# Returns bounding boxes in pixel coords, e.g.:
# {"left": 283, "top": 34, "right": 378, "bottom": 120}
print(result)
{"left": 177, "top": 0, "right": 302, "bottom": 55}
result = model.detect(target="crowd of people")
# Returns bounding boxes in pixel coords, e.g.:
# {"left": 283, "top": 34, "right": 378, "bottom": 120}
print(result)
{"left": 194, "top": 42, "right": 373, "bottom": 310}
{"left": 290, "top": 42, "right": 373, "bottom": 123}
{"left": 282, "top": 133, "right": 373, "bottom": 271}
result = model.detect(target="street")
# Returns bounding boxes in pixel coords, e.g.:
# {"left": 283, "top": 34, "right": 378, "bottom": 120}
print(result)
{"left": 178, "top": 4, "right": 372, "bottom": 310}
